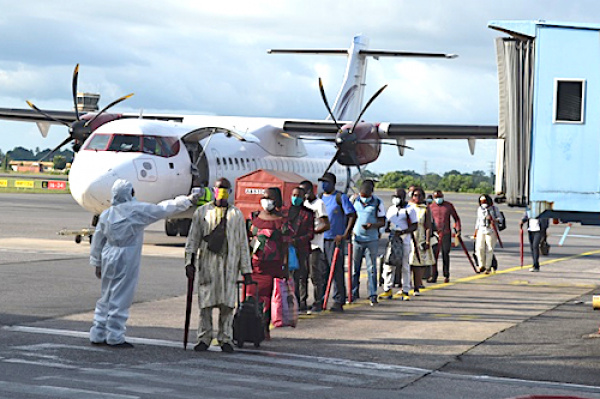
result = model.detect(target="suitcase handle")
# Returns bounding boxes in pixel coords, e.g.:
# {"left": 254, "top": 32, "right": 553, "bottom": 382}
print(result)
{"left": 236, "top": 280, "right": 259, "bottom": 307}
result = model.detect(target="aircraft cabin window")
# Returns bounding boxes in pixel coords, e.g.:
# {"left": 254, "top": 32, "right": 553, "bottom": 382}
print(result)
{"left": 85, "top": 134, "right": 111, "bottom": 151}
{"left": 216, "top": 158, "right": 221, "bottom": 165}
{"left": 240, "top": 158, "right": 245, "bottom": 169}
{"left": 222, "top": 158, "right": 227, "bottom": 170}
{"left": 234, "top": 158, "right": 240, "bottom": 170}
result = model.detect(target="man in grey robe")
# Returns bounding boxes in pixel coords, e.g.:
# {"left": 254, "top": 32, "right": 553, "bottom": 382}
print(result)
{"left": 185, "top": 178, "right": 252, "bottom": 353}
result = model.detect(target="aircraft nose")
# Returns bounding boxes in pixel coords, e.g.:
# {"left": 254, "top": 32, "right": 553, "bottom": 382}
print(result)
{"left": 70, "top": 170, "right": 119, "bottom": 214}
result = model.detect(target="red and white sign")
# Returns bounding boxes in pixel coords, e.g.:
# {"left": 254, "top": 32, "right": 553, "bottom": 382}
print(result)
{"left": 48, "top": 181, "right": 67, "bottom": 190}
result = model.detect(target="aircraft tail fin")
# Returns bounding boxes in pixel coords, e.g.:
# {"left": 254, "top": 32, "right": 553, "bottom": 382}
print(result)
{"left": 269, "top": 35, "right": 457, "bottom": 122}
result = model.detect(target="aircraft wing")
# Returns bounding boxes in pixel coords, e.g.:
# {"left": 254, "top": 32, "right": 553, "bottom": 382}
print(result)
{"left": 0, "top": 107, "right": 78, "bottom": 124}
{"left": 281, "top": 120, "right": 498, "bottom": 139}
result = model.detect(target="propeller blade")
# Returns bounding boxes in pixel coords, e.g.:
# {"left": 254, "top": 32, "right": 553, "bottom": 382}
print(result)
{"left": 356, "top": 139, "right": 414, "bottom": 150}
{"left": 348, "top": 151, "right": 366, "bottom": 181}
{"left": 318, "top": 78, "right": 341, "bottom": 130}
{"left": 323, "top": 149, "right": 340, "bottom": 175}
{"left": 85, "top": 93, "right": 134, "bottom": 127}
{"left": 72, "top": 64, "right": 80, "bottom": 121}
{"left": 38, "top": 136, "right": 73, "bottom": 162}
{"left": 26, "top": 101, "right": 71, "bottom": 127}
{"left": 287, "top": 135, "right": 336, "bottom": 142}
{"left": 350, "top": 85, "right": 388, "bottom": 134}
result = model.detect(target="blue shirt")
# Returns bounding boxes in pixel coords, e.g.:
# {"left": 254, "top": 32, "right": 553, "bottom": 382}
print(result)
{"left": 322, "top": 191, "right": 356, "bottom": 240}
{"left": 353, "top": 196, "right": 386, "bottom": 242}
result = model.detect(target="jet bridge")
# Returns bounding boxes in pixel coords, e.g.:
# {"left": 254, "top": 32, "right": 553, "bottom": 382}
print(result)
{"left": 490, "top": 20, "right": 600, "bottom": 224}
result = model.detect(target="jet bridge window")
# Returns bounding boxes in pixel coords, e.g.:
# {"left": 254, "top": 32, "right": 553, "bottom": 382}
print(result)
{"left": 554, "top": 79, "right": 585, "bottom": 123}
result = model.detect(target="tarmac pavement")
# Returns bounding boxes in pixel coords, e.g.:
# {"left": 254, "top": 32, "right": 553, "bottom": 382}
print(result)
{"left": 1, "top": 192, "right": 600, "bottom": 398}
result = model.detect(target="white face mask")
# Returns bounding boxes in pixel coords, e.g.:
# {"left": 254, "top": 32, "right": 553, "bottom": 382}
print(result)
{"left": 260, "top": 198, "right": 275, "bottom": 212}
{"left": 392, "top": 197, "right": 401, "bottom": 206}
{"left": 480, "top": 203, "right": 488, "bottom": 209}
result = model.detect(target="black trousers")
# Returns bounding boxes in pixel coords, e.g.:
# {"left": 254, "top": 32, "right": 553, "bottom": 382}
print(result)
{"left": 528, "top": 230, "right": 542, "bottom": 268}
{"left": 292, "top": 248, "right": 310, "bottom": 305}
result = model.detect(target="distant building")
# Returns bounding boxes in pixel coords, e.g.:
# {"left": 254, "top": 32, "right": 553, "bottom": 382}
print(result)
{"left": 9, "top": 161, "right": 71, "bottom": 173}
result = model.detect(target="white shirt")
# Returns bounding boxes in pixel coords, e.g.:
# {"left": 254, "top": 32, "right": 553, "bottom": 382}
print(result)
{"left": 304, "top": 197, "right": 328, "bottom": 250}
{"left": 386, "top": 205, "right": 417, "bottom": 244}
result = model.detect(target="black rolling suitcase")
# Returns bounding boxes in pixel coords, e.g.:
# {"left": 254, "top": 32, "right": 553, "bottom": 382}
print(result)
{"left": 233, "top": 280, "right": 265, "bottom": 348}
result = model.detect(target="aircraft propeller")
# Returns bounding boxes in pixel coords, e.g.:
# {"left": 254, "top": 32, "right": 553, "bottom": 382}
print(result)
{"left": 317, "top": 78, "right": 413, "bottom": 181}
{"left": 27, "top": 64, "right": 133, "bottom": 161}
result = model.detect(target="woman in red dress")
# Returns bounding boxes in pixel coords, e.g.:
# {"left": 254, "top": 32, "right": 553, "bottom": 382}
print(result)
{"left": 248, "top": 187, "right": 289, "bottom": 338}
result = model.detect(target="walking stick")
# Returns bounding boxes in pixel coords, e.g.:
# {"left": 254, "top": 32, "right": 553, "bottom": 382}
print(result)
{"left": 520, "top": 227, "right": 524, "bottom": 268}
{"left": 489, "top": 216, "right": 504, "bottom": 248}
{"left": 183, "top": 272, "right": 194, "bottom": 350}
{"left": 455, "top": 231, "right": 478, "bottom": 273}
{"left": 347, "top": 241, "right": 353, "bottom": 303}
{"left": 323, "top": 243, "right": 340, "bottom": 310}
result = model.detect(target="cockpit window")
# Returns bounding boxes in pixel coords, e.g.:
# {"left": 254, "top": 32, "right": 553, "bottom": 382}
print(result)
{"left": 108, "top": 135, "right": 140, "bottom": 152}
{"left": 86, "top": 134, "right": 111, "bottom": 150}
{"left": 84, "top": 134, "right": 180, "bottom": 158}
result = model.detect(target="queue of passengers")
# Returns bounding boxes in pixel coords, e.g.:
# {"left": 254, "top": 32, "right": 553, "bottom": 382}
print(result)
{"left": 88, "top": 175, "right": 506, "bottom": 352}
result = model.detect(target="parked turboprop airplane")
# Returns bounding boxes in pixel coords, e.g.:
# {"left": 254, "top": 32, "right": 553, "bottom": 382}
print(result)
{"left": 0, "top": 35, "right": 497, "bottom": 238}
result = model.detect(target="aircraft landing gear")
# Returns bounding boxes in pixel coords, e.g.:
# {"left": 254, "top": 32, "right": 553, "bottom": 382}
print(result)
{"left": 165, "top": 219, "right": 192, "bottom": 237}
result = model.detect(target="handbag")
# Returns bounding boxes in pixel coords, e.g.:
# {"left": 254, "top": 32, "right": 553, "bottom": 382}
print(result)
{"left": 384, "top": 233, "right": 404, "bottom": 266}
{"left": 203, "top": 207, "right": 227, "bottom": 253}
{"left": 288, "top": 245, "right": 299, "bottom": 271}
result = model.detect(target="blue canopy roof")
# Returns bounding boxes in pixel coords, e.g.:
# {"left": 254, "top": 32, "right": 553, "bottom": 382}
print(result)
{"left": 488, "top": 20, "right": 600, "bottom": 38}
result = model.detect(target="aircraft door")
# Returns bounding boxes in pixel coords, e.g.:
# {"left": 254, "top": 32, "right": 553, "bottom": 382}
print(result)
{"left": 212, "top": 148, "right": 223, "bottom": 180}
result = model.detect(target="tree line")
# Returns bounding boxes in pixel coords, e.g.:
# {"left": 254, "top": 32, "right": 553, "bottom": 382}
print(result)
{"left": 365, "top": 169, "right": 494, "bottom": 194}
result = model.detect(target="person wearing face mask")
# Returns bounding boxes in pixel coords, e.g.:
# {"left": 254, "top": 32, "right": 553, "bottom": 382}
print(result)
{"left": 90, "top": 179, "right": 198, "bottom": 348}
{"left": 286, "top": 187, "right": 315, "bottom": 311}
{"left": 299, "top": 180, "right": 330, "bottom": 314}
{"left": 318, "top": 172, "right": 357, "bottom": 312}
{"left": 248, "top": 187, "right": 289, "bottom": 338}
{"left": 351, "top": 181, "right": 386, "bottom": 306}
{"left": 473, "top": 194, "right": 503, "bottom": 274}
{"left": 185, "top": 178, "right": 253, "bottom": 353}
{"left": 428, "top": 190, "right": 461, "bottom": 283}
{"left": 380, "top": 188, "right": 418, "bottom": 301}
{"left": 408, "top": 187, "right": 436, "bottom": 296}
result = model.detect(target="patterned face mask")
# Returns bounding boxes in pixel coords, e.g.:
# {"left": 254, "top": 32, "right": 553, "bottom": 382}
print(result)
{"left": 213, "top": 187, "right": 230, "bottom": 200}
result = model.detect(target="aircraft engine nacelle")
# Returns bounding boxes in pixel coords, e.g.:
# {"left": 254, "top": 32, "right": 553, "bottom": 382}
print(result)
{"left": 336, "top": 122, "right": 381, "bottom": 166}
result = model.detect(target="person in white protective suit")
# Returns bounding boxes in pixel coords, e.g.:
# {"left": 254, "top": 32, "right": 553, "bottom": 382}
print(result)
{"left": 89, "top": 179, "right": 198, "bottom": 348}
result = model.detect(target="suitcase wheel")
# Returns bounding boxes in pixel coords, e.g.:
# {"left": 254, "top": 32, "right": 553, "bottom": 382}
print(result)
{"left": 236, "top": 340, "right": 244, "bottom": 349}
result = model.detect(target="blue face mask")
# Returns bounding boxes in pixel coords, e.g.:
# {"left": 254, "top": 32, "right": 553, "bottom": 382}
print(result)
{"left": 360, "top": 196, "right": 371, "bottom": 203}
{"left": 434, "top": 198, "right": 444, "bottom": 205}
{"left": 321, "top": 181, "right": 334, "bottom": 193}
{"left": 291, "top": 196, "right": 303, "bottom": 206}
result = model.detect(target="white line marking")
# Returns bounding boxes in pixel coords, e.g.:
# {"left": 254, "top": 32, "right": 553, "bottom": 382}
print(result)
{"left": 4, "top": 325, "right": 600, "bottom": 393}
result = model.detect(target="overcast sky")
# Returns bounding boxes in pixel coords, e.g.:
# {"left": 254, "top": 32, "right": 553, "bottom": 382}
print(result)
{"left": 0, "top": 0, "right": 597, "bottom": 174}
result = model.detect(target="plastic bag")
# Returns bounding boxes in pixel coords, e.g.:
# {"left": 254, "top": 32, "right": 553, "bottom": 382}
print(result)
{"left": 288, "top": 245, "right": 299, "bottom": 271}
{"left": 271, "top": 278, "right": 298, "bottom": 328}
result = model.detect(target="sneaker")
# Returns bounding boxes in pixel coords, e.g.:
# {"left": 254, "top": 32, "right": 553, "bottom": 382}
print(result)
{"left": 426, "top": 278, "right": 437, "bottom": 283}
{"left": 379, "top": 289, "right": 393, "bottom": 299}
{"left": 413, "top": 290, "right": 421, "bottom": 296}
{"left": 479, "top": 266, "right": 486, "bottom": 273}
{"left": 108, "top": 341, "right": 134, "bottom": 349}
{"left": 90, "top": 340, "right": 107, "bottom": 346}
{"left": 193, "top": 342, "right": 209, "bottom": 352}
{"left": 484, "top": 270, "right": 490, "bottom": 275}
{"left": 370, "top": 296, "right": 378, "bottom": 306}
{"left": 329, "top": 302, "right": 344, "bottom": 312}
{"left": 307, "top": 303, "right": 322, "bottom": 314}
{"left": 393, "top": 291, "right": 410, "bottom": 301}
{"left": 529, "top": 267, "right": 540, "bottom": 272}
{"left": 444, "top": 277, "right": 450, "bottom": 283}
{"left": 221, "top": 343, "right": 234, "bottom": 353}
